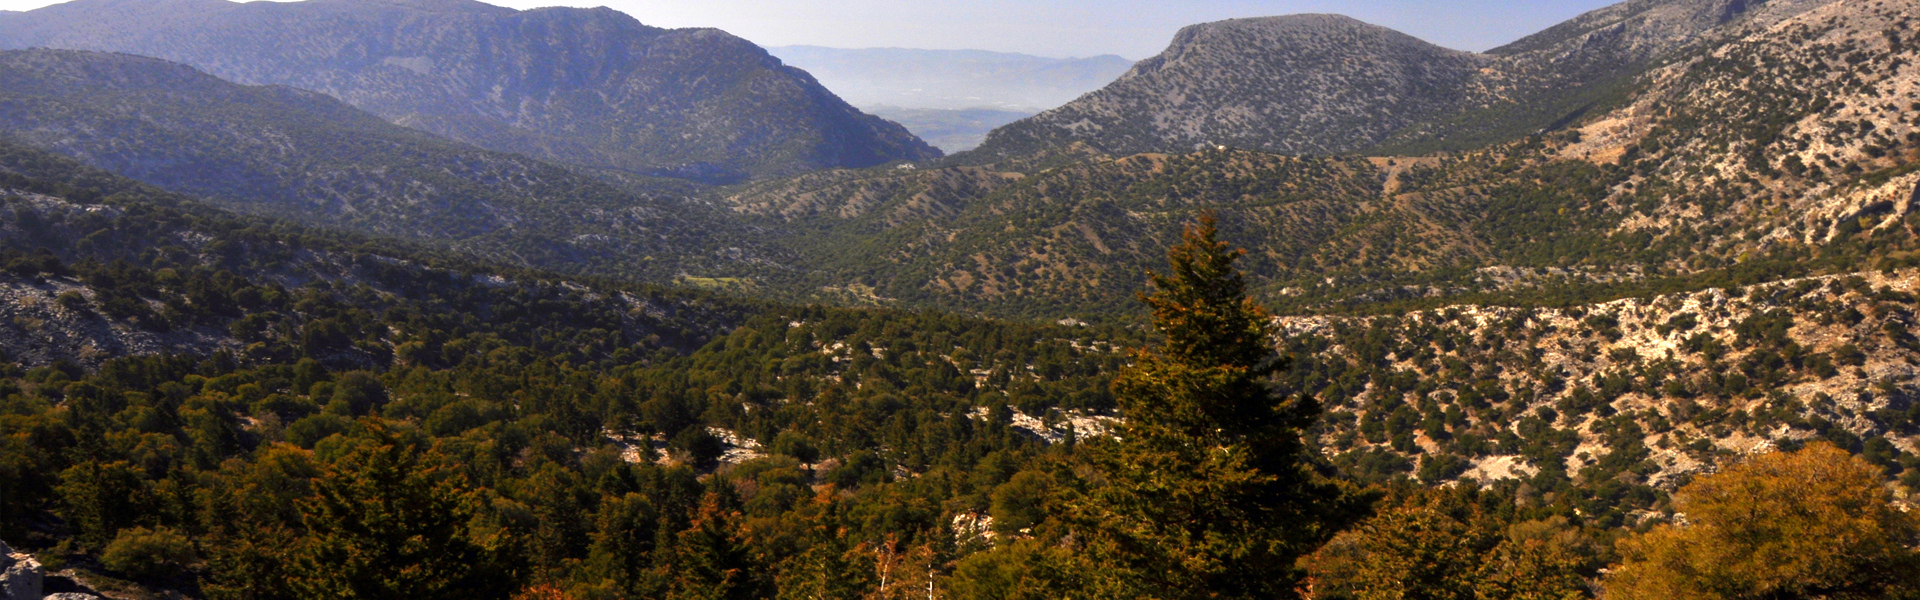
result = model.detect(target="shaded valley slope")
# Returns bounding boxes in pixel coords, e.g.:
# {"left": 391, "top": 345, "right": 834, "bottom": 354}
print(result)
{"left": 0, "top": 49, "right": 792, "bottom": 284}
{"left": 0, "top": 0, "right": 941, "bottom": 182}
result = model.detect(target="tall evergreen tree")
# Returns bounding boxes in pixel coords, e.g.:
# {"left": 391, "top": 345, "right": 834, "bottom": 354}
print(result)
{"left": 1062, "top": 214, "right": 1365, "bottom": 599}
{"left": 287, "top": 426, "right": 511, "bottom": 600}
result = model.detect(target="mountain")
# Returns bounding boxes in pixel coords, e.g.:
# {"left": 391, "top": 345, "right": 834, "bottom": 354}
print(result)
{"left": 2, "top": 0, "right": 1918, "bottom": 596}
{"left": 3, "top": 60, "right": 1917, "bottom": 598}
{"left": 0, "top": 49, "right": 789, "bottom": 283}
{"left": 765, "top": 46, "right": 1132, "bottom": 112}
{"left": 969, "top": 0, "right": 1839, "bottom": 161}
{"left": 0, "top": 0, "right": 941, "bottom": 182}
{"left": 728, "top": 0, "right": 1920, "bottom": 317}
{"left": 969, "top": 15, "right": 1489, "bottom": 159}
{"left": 1373, "top": 0, "right": 1843, "bottom": 153}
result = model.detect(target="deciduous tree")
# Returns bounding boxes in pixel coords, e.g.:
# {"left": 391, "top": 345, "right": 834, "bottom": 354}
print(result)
{"left": 1603, "top": 442, "right": 1920, "bottom": 600}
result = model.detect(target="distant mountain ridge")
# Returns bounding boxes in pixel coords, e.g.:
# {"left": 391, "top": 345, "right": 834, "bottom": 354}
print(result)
{"left": 765, "top": 46, "right": 1132, "bottom": 112}
{"left": 972, "top": 15, "right": 1489, "bottom": 159}
{"left": 0, "top": 48, "right": 790, "bottom": 284}
{"left": 970, "top": 0, "right": 1841, "bottom": 160}
{"left": 861, "top": 106, "right": 1031, "bottom": 153}
{"left": 0, "top": 0, "right": 941, "bottom": 182}
{"left": 766, "top": 46, "right": 1132, "bottom": 153}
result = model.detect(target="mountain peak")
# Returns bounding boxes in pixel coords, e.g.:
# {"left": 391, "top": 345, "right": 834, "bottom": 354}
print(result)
{"left": 969, "top": 0, "right": 1846, "bottom": 161}
{"left": 1169, "top": 13, "right": 1433, "bottom": 44}
{"left": 1196, "top": 13, "right": 1383, "bottom": 32}
{"left": 1139, "top": 13, "right": 1473, "bottom": 76}
{"left": 310, "top": 0, "right": 516, "bottom": 15}
{"left": 24, "top": 0, "right": 234, "bottom": 16}
{"left": 971, "top": 12, "right": 1485, "bottom": 159}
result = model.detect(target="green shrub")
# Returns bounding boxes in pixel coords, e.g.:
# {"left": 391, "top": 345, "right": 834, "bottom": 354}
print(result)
{"left": 101, "top": 526, "right": 196, "bottom": 583}
{"left": 55, "top": 290, "right": 90, "bottom": 311}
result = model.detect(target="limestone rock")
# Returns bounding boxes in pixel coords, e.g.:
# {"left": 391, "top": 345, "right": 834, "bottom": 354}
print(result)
{"left": 0, "top": 550, "right": 43, "bottom": 600}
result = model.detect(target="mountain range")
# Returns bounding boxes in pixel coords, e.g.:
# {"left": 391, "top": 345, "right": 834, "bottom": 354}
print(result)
{"left": 0, "top": 48, "right": 793, "bottom": 284}
{"left": 727, "top": 0, "right": 1917, "bottom": 317}
{"left": 968, "top": 0, "right": 1839, "bottom": 160}
{"left": 2, "top": 0, "right": 1912, "bottom": 318}
{"left": 2, "top": 0, "right": 1919, "bottom": 596}
{"left": 0, "top": 0, "right": 942, "bottom": 182}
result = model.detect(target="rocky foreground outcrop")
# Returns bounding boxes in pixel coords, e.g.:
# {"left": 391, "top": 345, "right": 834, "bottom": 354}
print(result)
{"left": 1, "top": 541, "right": 103, "bottom": 600}
{"left": 1, "top": 542, "right": 43, "bottom": 600}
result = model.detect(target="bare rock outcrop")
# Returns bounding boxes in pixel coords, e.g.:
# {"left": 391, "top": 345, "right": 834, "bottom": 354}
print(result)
{"left": 0, "top": 540, "right": 44, "bottom": 600}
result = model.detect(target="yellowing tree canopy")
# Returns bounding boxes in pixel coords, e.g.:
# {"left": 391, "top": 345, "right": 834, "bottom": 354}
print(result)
{"left": 1604, "top": 442, "right": 1920, "bottom": 600}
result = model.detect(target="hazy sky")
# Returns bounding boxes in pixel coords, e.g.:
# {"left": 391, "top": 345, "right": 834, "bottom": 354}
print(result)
{"left": 0, "top": 0, "right": 1624, "bottom": 58}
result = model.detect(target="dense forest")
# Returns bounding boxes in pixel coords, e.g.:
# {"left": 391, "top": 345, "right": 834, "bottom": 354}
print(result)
{"left": 0, "top": 147, "right": 1915, "bottom": 597}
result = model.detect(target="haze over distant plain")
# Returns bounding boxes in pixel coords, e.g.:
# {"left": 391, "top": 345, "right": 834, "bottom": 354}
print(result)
{"left": 0, "top": 0, "right": 1622, "bottom": 58}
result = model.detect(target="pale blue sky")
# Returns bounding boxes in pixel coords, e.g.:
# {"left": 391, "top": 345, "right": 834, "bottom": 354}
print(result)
{"left": 0, "top": 0, "right": 1624, "bottom": 58}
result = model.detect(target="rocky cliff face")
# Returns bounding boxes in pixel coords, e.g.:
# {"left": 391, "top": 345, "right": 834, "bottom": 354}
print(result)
{"left": 971, "top": 0, "right": 1842, "bottom": 160}
{"left": 0, "top": 0, "right": 941, "bottom": 182}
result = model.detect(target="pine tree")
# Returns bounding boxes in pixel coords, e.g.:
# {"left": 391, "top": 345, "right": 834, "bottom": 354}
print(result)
{"left": 287, "top": 426, "right": 510, "bottom": 600}
{"left": 666, "top": 491, "right": 764, "bottom": 600}
{"left": 1061, "top": 214, "right": 1364, "bottom": 599}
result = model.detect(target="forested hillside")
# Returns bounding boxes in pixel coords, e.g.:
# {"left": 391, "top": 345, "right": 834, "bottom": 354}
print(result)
{"left": 2, "top": 140, "right": 1914, "bottom": 598}
{"left": 0, "top": 136, "right": 1140, "bottom": 598}
{"left": 9, "top": 0, "right": 1914, "bottom": 322}
{"left": 0, "top": 49, "right": 795, "bottom": 286}
{"left": 727, "top": 0, "right": 1920, "bottom": 318}
{"left": 0, "top": 0, "right": 941, "bottom": 182}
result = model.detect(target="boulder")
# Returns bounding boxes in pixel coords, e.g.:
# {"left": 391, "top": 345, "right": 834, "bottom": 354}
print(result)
{"left": 0, "top": 552, "right": 42, "bottom": 600}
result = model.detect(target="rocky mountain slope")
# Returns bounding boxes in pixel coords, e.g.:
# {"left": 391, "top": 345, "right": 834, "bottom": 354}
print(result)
{"left": 0, "top": 140, "right": 757, "bottom": 370}
{"left": 1376, "top": 0, "right": 1845, "bottom": 153}
{"left": 969, "top": 15, "right": 1491, "bottom": 159}
{"left": 0, "top": 49, "right": 791, "bottom": 285}
{"left": 724, "top": 0, "right": 1920, "bottom": 318}
{"left": 969, "top": 0, "right": 1840, "bottom": 161}
{"left": 1286, "top": 270, "right": 1920, "bottom": 505}
{"left": 726, "top": 150, "right": 1411, "bottom": 315}
{"left": 0, "top": 0, "right": 940, "bottom": 182}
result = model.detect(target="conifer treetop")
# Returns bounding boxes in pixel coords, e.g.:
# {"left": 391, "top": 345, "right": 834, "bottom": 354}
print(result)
{"left": 1142, "top": 212, "right": 1275, "bottom": 373}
